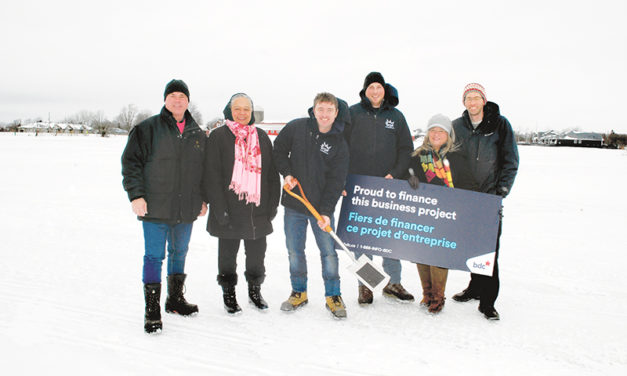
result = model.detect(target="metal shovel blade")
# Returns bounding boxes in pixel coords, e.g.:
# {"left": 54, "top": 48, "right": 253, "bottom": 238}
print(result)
{"left": 346, "top": 254, "right": 391, "bottom": 291}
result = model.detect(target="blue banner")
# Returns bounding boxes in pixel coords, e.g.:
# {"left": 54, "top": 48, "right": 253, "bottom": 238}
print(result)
{"left": 336, "top": 174, "right": 501, "bottom": 276}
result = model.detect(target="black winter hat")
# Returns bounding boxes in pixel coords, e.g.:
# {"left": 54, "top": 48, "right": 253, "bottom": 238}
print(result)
{"left": 164, "top": 79, "right": 190, "bottom": 101}
{"left": 363, "top": 72, "right": 385, "bottom": 90}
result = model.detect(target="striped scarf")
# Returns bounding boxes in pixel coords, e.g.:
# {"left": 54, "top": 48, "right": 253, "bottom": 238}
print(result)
{"left": 420, "top": 151, "right": 454, "bottom": 188}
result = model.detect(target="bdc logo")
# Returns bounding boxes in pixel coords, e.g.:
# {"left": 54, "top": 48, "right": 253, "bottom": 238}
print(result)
{"left": 466, "top": 253, "right": 495, "bottom": 276}
{"left": 472, "top": 260, "right": 491, "bottom": 270}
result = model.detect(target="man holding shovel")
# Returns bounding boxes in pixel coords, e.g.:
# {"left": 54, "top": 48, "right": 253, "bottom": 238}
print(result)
{"left": 273, "top": 92, "right": 350, "bottom": 319}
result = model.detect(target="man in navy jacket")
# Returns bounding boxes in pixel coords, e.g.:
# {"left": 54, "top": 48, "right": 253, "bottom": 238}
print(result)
{"left": 451, "top": 83, "right": 519, "bottom": 320}
{"left": 273, "top": 92, "right": 350, "bottom": 319}
{"left": 345, "top": 72, "right": 415, "bottom": 305}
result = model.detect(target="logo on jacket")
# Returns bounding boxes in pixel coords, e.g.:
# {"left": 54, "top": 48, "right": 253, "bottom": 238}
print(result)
{"left": 320, "top": 142, "right": 332, "bottom": 155}
{"left": 385, "top": 119, "right": 395, "bottom": 129}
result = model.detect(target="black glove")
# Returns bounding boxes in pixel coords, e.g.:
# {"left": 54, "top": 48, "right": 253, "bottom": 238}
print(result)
{"left": 217, "top": 211, "right": 230, "bottom": 226}
{"left": 407, "top": 168, "right": 420, "bottom": 190}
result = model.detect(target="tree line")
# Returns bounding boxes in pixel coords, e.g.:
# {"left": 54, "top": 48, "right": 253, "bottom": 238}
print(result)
{"left": 1, "top": 103, "right": 205, "bottom": 136}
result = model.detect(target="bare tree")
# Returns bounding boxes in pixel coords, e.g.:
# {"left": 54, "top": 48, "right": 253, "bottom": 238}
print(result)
{"left": 63, "top": 110, "right": 94, "bottom": 126}
{"left": 90, "top": 110, "right": 111, "bottom": 136}
{"left": 188, "top": 102, "right": 203, "bottom": 126}
{"left": 134, "top": 110, "right": 152, "bottom": 127}
{"left": 63, "top": 110, "right": 110, "bottom": 135}
{"left": 116, "top": 104, "right": 138, "bottom": 131}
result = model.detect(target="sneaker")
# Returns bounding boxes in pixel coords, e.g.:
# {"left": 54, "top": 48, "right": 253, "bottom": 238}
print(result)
{"left": 478, "top": 305, "right": 500, "bottom": 320}
{"left": 452, "top": 288, "right": 480, "bottom": 302}
{"left": 325, "top": 295, "right": 347, "bottom": 319}
{"left": 382, "top": 283, "right": 415, "bottom": 302}
{"left": 280, "top": 291, "right": 308, "bottom": 311}
{"left": 358, "top": 285, "right": 373, "bottom": 305}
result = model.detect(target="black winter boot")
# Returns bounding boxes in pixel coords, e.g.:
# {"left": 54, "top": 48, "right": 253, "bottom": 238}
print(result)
{"left": 248, "top": 285, "right": 268, "bottom": 310}
{"left": 222, "top": 286, "right": 242, "bottom": 314}
{"left": 217, "top": 274, "right": 241, "bottom": 314}
{"left": 165, "top": 274, "right": 199, "bottom": 316}
{"left": 452, "top": 288, "right": 480, "bottom": 302}
{"left": 143, "top": 283, "right": 162, "bottom": 333}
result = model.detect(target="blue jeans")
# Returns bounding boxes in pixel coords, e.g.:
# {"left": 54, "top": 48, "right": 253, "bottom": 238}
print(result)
{"left": 284, "top": 207, "right": 340, "bottom": 296}
{"left": 142, "top": 221, "right": 193, "bottom": 284}
{"left": 353, "top": 252, "right": 402, "bottom": 285}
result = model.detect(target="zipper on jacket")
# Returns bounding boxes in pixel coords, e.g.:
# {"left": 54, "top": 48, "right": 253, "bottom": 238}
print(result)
{"left": 176, "top": 124, "right": 185, "bottom": 222}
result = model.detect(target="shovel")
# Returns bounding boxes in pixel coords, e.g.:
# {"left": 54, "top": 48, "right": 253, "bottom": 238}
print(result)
{"left": 283, "top": 179, "right": 391, "bottom": 291}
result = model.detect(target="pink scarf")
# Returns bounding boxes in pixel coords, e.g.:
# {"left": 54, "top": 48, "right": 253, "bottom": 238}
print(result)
{"left": 226, "top": 120, "right": 262, "bottom": 206}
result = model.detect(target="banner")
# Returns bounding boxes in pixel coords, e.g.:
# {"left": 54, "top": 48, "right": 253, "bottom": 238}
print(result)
{"left": 336, "top": 174, "right": 501, "bottom": 276}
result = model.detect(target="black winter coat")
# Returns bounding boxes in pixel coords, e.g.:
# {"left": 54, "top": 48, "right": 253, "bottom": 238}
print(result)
{"left": 121, "top": 107, "right": 205, "bottom": 224}
{"left": 273, "top": 100, "right": 350, "bottom": 217}
{"left": 452, "top": 102, "right": 519, "bottom": 197}
{"left": 407, "top": 149, "right": 479, "bottom": 191}
{"left": 345, "top": 84, "right": 413, "bottom": 178}
{"left": 203, "top": 126, "right": 280, "bottom": 240}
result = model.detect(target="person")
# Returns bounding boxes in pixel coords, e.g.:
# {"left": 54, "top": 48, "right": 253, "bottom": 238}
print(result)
{"left": 450, "top": 83, "right": 519, "bottom": 320}
{"left": 345, "top": 72, "right": 415, "bottom": 304}
{"left": 121, "top": 79, "right": 207, "bottom": 333}
{"left": 203, "top": 93, "right": 280, "bottom": 314}
{"left": 273, "top": 92, "right": 350, "bottom": 319}
{"left": 406, "top": 114, "right": 477, "bottom": 314}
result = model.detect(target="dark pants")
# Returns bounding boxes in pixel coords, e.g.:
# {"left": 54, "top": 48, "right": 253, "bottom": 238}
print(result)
{"left": 468, "top": 221, "right": 502, "bottom": 308}
{"left": 217, "top": 237, "right": 267, "bottom": 287}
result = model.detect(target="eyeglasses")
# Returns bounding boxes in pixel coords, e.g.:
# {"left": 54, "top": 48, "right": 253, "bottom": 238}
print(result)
{"left": 464, "top": 96, "right": 484, "bottom": 103}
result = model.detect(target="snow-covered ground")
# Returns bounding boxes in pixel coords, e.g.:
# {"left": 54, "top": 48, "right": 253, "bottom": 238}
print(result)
{"left": 1, "top": 133, "right": 626, "bottom": 375}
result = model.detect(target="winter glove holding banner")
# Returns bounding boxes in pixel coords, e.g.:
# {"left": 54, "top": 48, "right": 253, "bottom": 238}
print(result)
{"left": 407, "top": 168, "right": 420, "bottom": 190}
{"left": 283, "top": 179, "right": 390, "bottom": 291}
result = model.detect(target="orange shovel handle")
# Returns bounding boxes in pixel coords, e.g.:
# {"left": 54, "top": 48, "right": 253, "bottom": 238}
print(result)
{"left": 283, "top": 178, "right": 333, "bottom": 233}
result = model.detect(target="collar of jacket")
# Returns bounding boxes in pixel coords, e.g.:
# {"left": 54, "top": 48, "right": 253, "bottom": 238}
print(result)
{"left": 160, "top": 106, "right": 193, "bottom": 129}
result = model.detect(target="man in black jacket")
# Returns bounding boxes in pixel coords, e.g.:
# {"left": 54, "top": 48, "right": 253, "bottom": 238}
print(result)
{"left": 345, "top": 72, "right": 415, "bottom": 305}
{"left": 273, "top": 92, "right": 350, "bottom": 319}
{"left": 451, "top": 83, "right": 519, "bottom": 320}
{"left": 121, "top": 79, "right": 207, "bottom": 333}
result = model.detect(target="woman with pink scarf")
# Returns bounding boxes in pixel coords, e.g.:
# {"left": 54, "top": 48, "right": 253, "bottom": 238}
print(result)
{"left": 203, "top": 93, "right": 280, "bottom": 314}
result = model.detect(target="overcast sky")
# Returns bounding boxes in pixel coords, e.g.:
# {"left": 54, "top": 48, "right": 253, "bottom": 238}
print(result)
{"left": 1, "top": 0, "right": 626, "bottom": 133}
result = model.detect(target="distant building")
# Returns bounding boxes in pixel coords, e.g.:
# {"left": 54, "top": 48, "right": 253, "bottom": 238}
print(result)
{"left": 206, "top": 105, "right": 286, "bottom": 136}
{"left": 538, "top": 131, "right": 604, "bottom": 148}
{"left": 257, "top": 122, "right": 286, "bottom": 136}
{"left": 18, "top": 121, "right": 93, "bottom": 134}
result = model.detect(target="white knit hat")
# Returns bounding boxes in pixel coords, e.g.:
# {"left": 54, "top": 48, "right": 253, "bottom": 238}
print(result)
{"left": 426, "top": 114, "right": 452, "bottom": 136}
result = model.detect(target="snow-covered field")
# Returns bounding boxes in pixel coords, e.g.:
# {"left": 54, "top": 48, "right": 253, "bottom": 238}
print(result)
{"left": 1, "top": 133, "right": 626, "bottom": 375}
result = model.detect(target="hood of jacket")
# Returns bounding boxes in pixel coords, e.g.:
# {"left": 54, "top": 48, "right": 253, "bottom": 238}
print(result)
{"left": 461, "top": 101, "right": 501, "bottom": 133}
{"left": 307, "top": 97, "right": 350, "bottom": 135}
{"left": 359, "top": 83, "right": 399, "bottom": 111}
{"left": 222, "top": 94, "right": 256, "bottom": 125}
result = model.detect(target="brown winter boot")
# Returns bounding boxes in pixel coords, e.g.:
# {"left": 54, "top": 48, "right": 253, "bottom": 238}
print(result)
{"left": 428, "top": 266, "right": 448, "bottom": 314}
{"left": 417, "top": 264, "right": 432, "bottom": 307}
{"left": 382, "top": 283, "right": 415, "bottom": 302}
{"left": 358, "top": 285, "right": 373, "bottom": 305}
